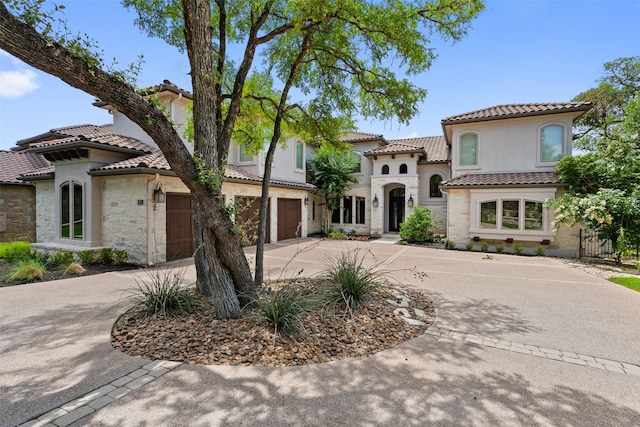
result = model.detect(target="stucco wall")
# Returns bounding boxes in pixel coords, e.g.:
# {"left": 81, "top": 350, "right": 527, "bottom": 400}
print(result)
{"left": 0, "top": 184, "right": 37, "bottom": 242}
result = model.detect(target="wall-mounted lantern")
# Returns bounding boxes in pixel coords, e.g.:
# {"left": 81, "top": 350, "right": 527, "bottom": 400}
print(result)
{"left": 407, "top": 194, "right": 414, "bottom": 208}
{"left": 304, "top": 196, "right": 309, "bottom": 206}
{"left": 153, "top": 184, "right": 166, "bottom": 204}
{"left": 372, "top": 194, "right": 379, "bottom": 208}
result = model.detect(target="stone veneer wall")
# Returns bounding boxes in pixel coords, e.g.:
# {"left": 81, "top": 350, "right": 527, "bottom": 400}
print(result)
{"left": 0, "top": 184, "right": 37, "bottom": 242}
{"left": 35, "top": 180, "right": 55, "bottom": 243}
{"left": 421, "top": 200, "right": 447, "bottom": 234}
{"left": 444, "top": 188, "right": 470, "bottom": 245}
{"left": 369, "top": 175, "right": 419, "bottom": 236}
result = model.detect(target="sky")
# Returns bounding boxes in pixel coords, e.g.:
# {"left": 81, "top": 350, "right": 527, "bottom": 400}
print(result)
{"left": 0, "top": 0, "right": 639, "bottom": 151}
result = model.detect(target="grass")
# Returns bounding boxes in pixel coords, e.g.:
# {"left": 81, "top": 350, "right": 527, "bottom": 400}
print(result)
{"left": 320, "top": 249, "right": 378, "bottom": 311}
{"left": 9, "top": 259, "right": 46, "bottom": 281}
{"left": 0, "top": 241, "right": 31, "bottom": 260}
{"left": 133, "top": 267, "right": 208, "bottom": 317}
{"left": 608, "top": 276, "right": 640, "bottom": 292}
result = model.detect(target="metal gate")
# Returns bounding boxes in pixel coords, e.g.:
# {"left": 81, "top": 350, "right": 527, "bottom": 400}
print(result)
{"left": 579, "top": 228, "right": 613, "bottom": 259}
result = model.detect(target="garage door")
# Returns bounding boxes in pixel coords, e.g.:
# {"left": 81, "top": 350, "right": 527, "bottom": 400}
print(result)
{"left": 235, "top": 196, "right": 270, "bottom": 246}
{"left": 277, "top": 198, "right": 301, "bottom": 242}
{"left": 166, "top": 193, "right": 194, "bottom": 261}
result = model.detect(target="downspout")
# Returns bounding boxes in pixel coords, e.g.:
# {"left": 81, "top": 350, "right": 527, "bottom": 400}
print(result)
{"left": 147, "top": 174, "right": 160, "bottom": 266}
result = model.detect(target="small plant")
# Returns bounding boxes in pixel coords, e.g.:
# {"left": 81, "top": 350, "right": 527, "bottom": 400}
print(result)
{"left": 48, "top": 251, "right": 75, "bottom": 268}
{"left": 0, "top": 241, "right": 31, "bottom": 260}
{"left": 514, "top": 244, "right": 523, "bottom": 255}
{"left": 328, "top": 231, "right": 348, "bottom": 240}
{"left": 31, "top": 250, "right": 50, "bottom": 265}
{"left": 100, "top": 248, "right": 114, "bottom": 264}
{"left": 495, "top": 243, "right": 504, "bottom": 254}
{"left": 64, "top": 262, "right": 86, "bottom": 275}
{"left": 446, "top": 240, "right": 456, "bottom": 250}
{"left": 9, "top": 259, "right": 46, "bottom": 281}
{"left": 466, "top": 242, "right": 474, "bottom": 251}
{"left": 321, "top": 249, "right": 378, "bottom": 311}
{"left": 480, "top": 241, "right": 489, "bottom": 252}
{"left": 78, "top": 250, "right": 95, "bottom": 266}
{"left": 399, "top": 206, "right": 437, "bottom": 243}
{"left": 133, "top": 267, "right": 207, "bottom": 317}
{"left": 535, "top": 246, "right": 546, "bottom": 256}
{"left": 112, "top": 249, "right": 129, "bottom": 265}
{"left": 255, "top": 287, "right": 308, "bottom": 336}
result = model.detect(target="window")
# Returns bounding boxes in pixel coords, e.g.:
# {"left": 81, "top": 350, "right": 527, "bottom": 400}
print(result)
{"left": 540, "top": 125, "right": 564, "bottom": 163}
{"left": 501, "top": 200, "right": 519, "bottom": 229}
{"left": 312, "top": 201, "right": 316, "bottom": 221}
{"left": 399, "top": 164, "right": 408, "bottom": 174}
{"left": 343, "top": 196, "right": 353, "bottom": 224}
{"left": 60, "top": 181, "right": 83, "bottom": 239}
{"left": 479, "top": 199, "right": 545, "bottom": 232}
{"left": 356, "top": 197, "right": 366, "bottom": 224}
{"left": 381, "top": 164, "right": 389, "bottom": 175}
{"left": 459, "top": 133, "right": 477, "bottom": 166}
{"left": 239, "top": 145, "right": 253, "bottom": 162}
{"left": 295, "top": 141, "right": 304, "bottom": 170}
{"left": 429, "top": 175, "right": 443, "bottom": 198}
{"left": 353, "top": 151, "right": 362, "bottom": 173}
{"left": 480, "top": 201, "right": 497, "bottom": 229}
{"left": 331, "top": 205, "right": 341, "bottom": 224}
{"left": 524, "top": 201, "right": 543, "bottom": 230}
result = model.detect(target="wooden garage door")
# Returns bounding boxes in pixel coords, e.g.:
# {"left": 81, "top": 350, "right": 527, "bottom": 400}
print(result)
{"left": 235, "top": 196, "right": 270, "bottom": 246}
{"left": 277, "top": 198, "right": 301, "bottom": 242}
{"left": 166, "top": 194, "right": 194, "bottom": 261}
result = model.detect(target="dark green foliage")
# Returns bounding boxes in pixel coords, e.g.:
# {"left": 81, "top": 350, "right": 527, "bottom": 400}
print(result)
{"left": 535, "top": 246, "right": 545, "bottom": 256}
{"left": 514, "top": 244, "right": 523, "bottom": 255}
{"left": 399, "top": 207, "right": 437, "bottom": 243}
{"left": 255, "top": 287, "right": 309, "bottom": 336}
{"left": 466, "top": 242, "right": 474, "bottom": 251}
{"left": 78, "top": 250, "right": 95, "bottom": 266}
{"left": 321, "top": 249, "right": 378, "bottom": 311}
{"left": 48, "top": 251, "right": 74, "bottom": 268}
{"left": 480, "top": 241, "right": 489, "bottom": 252}
{"left": 112, "top": 249, "right": 128, "bottom": 265}
{"left": 134, "top": 268, "right": 208, "bottom": 317}
{"left": 495, "top": 243, "right": 504, "bottom": 254}
{"left": 100, "top": 248, "right": 113, "bottom": 264}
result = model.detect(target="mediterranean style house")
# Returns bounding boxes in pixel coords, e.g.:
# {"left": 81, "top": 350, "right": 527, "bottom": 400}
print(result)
{"left": 6, "top": 80, "right": 591, "bottom": 263}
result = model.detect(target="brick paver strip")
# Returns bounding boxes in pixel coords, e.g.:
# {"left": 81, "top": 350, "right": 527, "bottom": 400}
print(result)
{"left": 429, "top": 326, "right": 640, "bottom": 377}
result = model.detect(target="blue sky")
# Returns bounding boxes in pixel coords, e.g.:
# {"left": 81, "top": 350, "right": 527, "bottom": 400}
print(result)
{"left": 1, "top": 0, "right": 639, "bottom": 150}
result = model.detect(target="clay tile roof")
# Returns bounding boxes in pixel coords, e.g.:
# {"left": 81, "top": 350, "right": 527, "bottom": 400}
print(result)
{"left": 29, "top": 127, "right": 154, "bottom": 154}
{"left": 225, "top": 165, "right": 316, "bottom": 190}
{"left": 441, "top": 172, "right": 559, "bottom": 188}
{"left": 0, "top": 151, "right": 50, "bottom": 184}
{"left": 340, "top": 132, "right": 385, "bottom": 143}
{"left": 18, "top": 165, "right": 55, "bottom": 180}
{"left": 13, "top": 124, "right": 113, "bottom": 150}
{"left": 441, "top": 102, "right": 592, "bottom": 125}
{"left": 91, "top": 150, "right": 171, "bottom": 172}
{"left": 364, "top": 135, "right": 449, "bottom": 162}
{"left": 364, "top": 142, "right": 425, "bottom": 156}
{"left": 139, "top": 80, "right": 193, "bottom": 99}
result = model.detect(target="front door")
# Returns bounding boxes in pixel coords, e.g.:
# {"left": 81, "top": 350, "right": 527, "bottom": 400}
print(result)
{"left": 388, "top": 187, "right": 405, "bottom": 232}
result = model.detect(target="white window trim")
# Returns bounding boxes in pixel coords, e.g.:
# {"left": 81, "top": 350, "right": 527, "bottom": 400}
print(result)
{"left": 457, "top": 131, "right": 481, "bottom": 170}
{"left": 469, "top": 189, "right": 555, "bottom": 241}
{"left": 536, "top": 123, "right": 568, "bottom": 167}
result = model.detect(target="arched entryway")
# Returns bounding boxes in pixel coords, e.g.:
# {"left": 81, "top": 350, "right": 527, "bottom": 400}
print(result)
{"left": 387, "top": 186, "right": 405, "bottom": 232}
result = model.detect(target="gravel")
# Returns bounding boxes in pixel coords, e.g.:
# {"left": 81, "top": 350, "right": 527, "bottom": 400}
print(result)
{"left": 112, "top": 280, "right": 435, "bottom": 367}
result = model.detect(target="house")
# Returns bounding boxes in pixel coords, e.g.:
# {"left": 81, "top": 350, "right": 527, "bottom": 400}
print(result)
{"left": 0, "top": 150, "right": 49, "bottom": 242}
{"left": 8, "top": 78, "right": 591, "bottom": 262}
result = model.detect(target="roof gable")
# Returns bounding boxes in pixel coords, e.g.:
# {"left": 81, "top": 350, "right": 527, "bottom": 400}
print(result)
{"left": 0, "top": 151, "right": 49, "bottom": 184}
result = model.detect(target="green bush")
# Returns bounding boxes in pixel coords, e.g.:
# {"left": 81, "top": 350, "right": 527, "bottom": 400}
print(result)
{"left": 0, "top": 241, "right": 31, "bottom": 260}
{"left": 100, "top": 248, "right": 114, "bottom": 264}
{"left": 78, "top": 250, "right": 95, "bottom": 266}
{"left": 133, "top": 268, "right": 207, "bottom": 317}
{"left": 48, "top": 251, "right": 74, "bottom": 268}
{"left": 328, "top": 231, "right": 348, "bottom": 240}
{"left": 112, "top": 249, "right": 129, "bottom": 265}
{"left": 321, "top": 249, "right": 378, "bottom": 311}
{"left": 480, "top": 241, "right": 489, "bottom": 252}
{"left": 466, "top": 242, "right": 474, "bottom": 251}
{"left": 446, "top": 240, "right": 456, "bottom": 250}
{"left": 255, "top": 287, "right": 308, "bottom": 335}
{"left": 399, "top": 206, "right": 437, "bottom": 244}
{"left": 9, "top": 259, "right": 46, "bottom": 281}
{"left": 495, "top": 243, "right": 504, "bottom": 254}
{"left": 535, "top": 246, "right": 546, "bottom": 256}
{"left": 514, "top": 244, "right": 524, "bottom": 255}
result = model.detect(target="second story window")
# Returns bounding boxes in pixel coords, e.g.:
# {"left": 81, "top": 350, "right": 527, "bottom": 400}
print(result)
{"left": 399, "top": 163, "right": 408, "bottom": 174}
{"left": 381, "top": 164, "right": 389, "bottom": 175}
{"left": 459, "top": 133, "right": 478, "bottom": 166}
{"left": 353, "top": 151, "right": 362, "bottom": 173}
{"left": 430, "top": 174, "right": 443, "bottom": 198}
{"left": 295, "top": 141, "right": 304, "bottom": 170}
{"left": 540, "top": 125, "right": 564, "bottom": 163}
{"left": 239, "top": 146, "right": 254, "bottom": 163}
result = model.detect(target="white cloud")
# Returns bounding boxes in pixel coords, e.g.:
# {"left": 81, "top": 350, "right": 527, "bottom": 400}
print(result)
{"left": 401, "top": 131, "right": 419, "bottom": 139}
{"left": 0, "top": 69, "right": 40, "bottom": 98}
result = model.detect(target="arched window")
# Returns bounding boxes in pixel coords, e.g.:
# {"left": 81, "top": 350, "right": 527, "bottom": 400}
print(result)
{"left": 399, "top": 163, "right": 408, "bottom": 174}
{"left": 459, "top": 133, "right": 478, "bottom": 166}
{"left": 381, "top": 164, "right": 389, "bottom": 175}
{"left": 60, "top": 181, "right": 83, "bottom": 239}
{"left": 540, "top": 125, "right": 564, "bottom": 163}
{"left": 430, "top": 174, "right": 443, "bottom": 198}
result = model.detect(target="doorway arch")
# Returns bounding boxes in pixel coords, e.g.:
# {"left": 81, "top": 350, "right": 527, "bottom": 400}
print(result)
{"left": 386, "top": 185, "right": 405, "bottom": 232}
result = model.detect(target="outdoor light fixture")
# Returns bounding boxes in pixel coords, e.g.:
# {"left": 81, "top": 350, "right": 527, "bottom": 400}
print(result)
{"left": 407, "top": 194, "right": 414, "bottom": 208}
{"left": 153, "top": 184, "right": 166, "bottom": 204}
{"left": 304, "top": 196, "right": 309, "bottom": 206}
{"left": 372, "top": 194, "right": 379, "bottom": 208}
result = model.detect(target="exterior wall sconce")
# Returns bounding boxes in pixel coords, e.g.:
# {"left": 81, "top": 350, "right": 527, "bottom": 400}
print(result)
{"left": 153, "top": 184, "right": 166, "bottom": 204}
{"left": 304, "top": 196, "right": 309, "bottom": 206}
{"left": 407, "top": 194, "right": 414, "bottom": 208}
{"left": 372, "top": 194, "right": 379, "bottom": 208}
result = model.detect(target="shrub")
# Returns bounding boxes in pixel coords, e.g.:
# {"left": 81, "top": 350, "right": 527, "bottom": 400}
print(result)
{"left": 446, "top": 240, "right": 456, "bottom": 250}
{"left": 9, "top": 259, "right": 46, "bottom": 281}
{"left": 112, "top": 249, "right": 129, "bottom": 265}
{"left": 31, "top": 250, "right": 50, "bottom": 265}
{"left": 78, "top": 250, "right": 95, "bottom": 266}
{"left": 399, "top": 207, "right": 437, "bottom": 243}
{"left": 133, "top": 268, "right": 207, "bottom": 317}
{"left": 48, "top": 251, "right": 74, "bottom": 268}
{"left": 328, "top": 231, "right": 348, "bottom": 240}
{"left": 514, "top": 244, "right": 523, "bottom": 255}
{"left": 255, "top": 287, "right": 308, "bottom": 336}
{"left": 0, "top": 241, "right": 31, "bottom": 260}
{"left": 480, "top": 241, "right": 489, "bottom": 252}
{"left": 466, "top": 242, "right": 474, "bottom": 251}
{"left": 495, "top": 243, "right": 504, "bottom": 254}
{"left": 100, "top": 248, "right": 114, "bottom": 264}
{"left": 535, "top": 246, "right": 546, "bottom": 256}
{"left": 64, "top": 262, "right": 86, "bottom": 275}
{"left": 321, "top": 249, "right": 378, "bottom": 311}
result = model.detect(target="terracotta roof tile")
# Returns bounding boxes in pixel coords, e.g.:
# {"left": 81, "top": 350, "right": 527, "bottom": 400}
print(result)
{"left": 18, "top": 165, "right": 55, "bottom": 180}
{"left": 0, "top": 151, "right": 50, "bottom": 184}
{"left": 13, "top": 124, "right": 113, "bottom": 150}
{"left": 441, "top": 172, "right": 559, "bottom": 188}
{"left": 29, "top": 128, "right": 154, "bottom": 154}
{"left": 92, "top": 150, "right": 171, "bottom": 172}
{"left": 365, "top": 136, "right": 449, "bottom": 162}
{"left": 340, "top": 132, "right": 385, "bottom": 142}
{"left": 442, "top": 102, "right": 592, "bottom": 125}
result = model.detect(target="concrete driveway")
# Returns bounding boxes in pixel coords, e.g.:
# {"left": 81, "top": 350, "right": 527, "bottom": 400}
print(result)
{"left": 1, "top": 239, "right": 639, "bottom": 426}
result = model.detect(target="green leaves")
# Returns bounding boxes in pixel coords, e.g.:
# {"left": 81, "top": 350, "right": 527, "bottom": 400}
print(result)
{"left": 307, "top": 146, "right": 359, "bottom": 211}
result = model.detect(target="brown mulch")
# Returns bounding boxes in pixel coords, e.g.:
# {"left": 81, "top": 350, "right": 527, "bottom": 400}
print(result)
{"left": 111, "top": 280, "right": 435, "bottom": 367}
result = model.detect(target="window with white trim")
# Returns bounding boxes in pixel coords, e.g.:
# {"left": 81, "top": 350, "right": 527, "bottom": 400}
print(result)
{"left": 540, "top": 125, "right": 564, "bottom": 163}
{"left": 60, "top": 181, "right": 83, "bottom": 239}
{"left": 479, "top": 199, "right": 544, "bottom": 231}
{"left": 459, "top": 133, "right": 478, "bottom": 166}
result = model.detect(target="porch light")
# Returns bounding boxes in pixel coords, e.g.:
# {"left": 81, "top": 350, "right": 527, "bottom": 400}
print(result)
{"left": 304, "top": 196, "right": 309, "bottom": 206}
{"left": 153, "top": 184, "right": 166, "bottom": 204}
{"left": 372, "top": 194, "right": 379, "bottom": 208}
{"left": 407, "top": 194, "right": 414, "bottom": 208}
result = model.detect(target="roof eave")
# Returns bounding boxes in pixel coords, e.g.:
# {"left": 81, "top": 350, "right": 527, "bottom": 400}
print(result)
{"left": 441, "top": 182, "right": 564, "bottom": 190}
{"left": 88, "top": 168, "right": 176, "bottom": 177}
{"left": 29, "top": 141, "right": 150, "bottom": 156}
{"left": 441, "top": 105, "right": 593, "bottom": 127}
